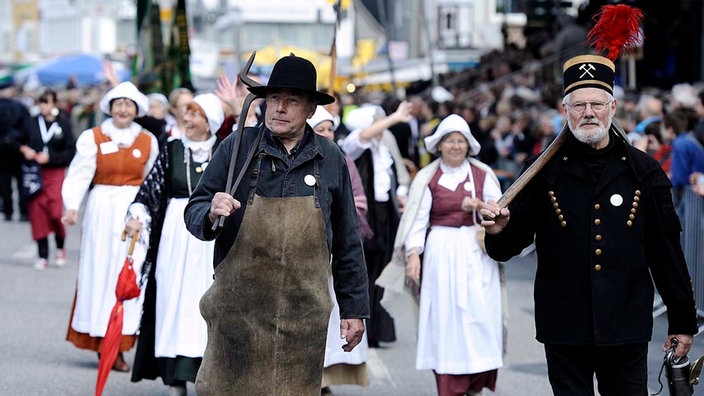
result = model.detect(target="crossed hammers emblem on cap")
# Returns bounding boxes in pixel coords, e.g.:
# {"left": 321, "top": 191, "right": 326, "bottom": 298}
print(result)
{"left": 579, "top": 63, "right": 596, "bottom": 78}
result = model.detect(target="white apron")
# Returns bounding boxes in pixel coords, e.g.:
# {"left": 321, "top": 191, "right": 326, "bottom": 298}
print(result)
{"left": 323, "top": 275, "right": 368, "bottom": 367}
{"left": 71, "top": 184, "right": 147, "bottom": 336}
{"left": 415, "top": 225, "right": 503, "bottom": 374}
{"left": 154, "top": 197, "right": 214, "bottom": 358}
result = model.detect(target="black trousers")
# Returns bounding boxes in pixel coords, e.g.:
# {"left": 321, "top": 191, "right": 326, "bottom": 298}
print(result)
{"left": 364, "top": 200, "right": 398, "bottom": 344}
{"left": 0, "top": 155, "right": 27, "bottom": 218}
{"left": 544, "top": 343, "right": 648, "bottom": 396}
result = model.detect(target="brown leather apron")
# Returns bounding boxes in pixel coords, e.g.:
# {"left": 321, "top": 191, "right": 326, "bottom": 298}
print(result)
{"left": 196, "top": 155, "right": 332, "bottom": 396}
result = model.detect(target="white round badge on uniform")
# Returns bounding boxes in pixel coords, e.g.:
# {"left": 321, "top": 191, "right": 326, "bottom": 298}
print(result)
{"left": 132, "top": 148, "right": 142, "bottom": 158}
{"left": 304, "top": 174, "right": 316, "bottom": 187}
{"left": 463, "top": 181, "right": 472, "bottom": 191}
{"left": 610, "top": 194, "right": 623, "bottom": 207}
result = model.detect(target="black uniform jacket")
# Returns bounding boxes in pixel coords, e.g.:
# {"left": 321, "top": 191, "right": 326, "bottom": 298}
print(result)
{"left": 485, "top": 130, "right": 698, "bottom": 345}
{"left": 184, "top": 124, "right": 370, "bottom": 320}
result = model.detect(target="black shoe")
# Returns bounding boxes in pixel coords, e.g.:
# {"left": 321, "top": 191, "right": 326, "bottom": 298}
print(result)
{"left": 19, "top": 214, "right": 28, "bottom": 222}
{"left": 4, "top": 214, "right": 11, "bottom": 221}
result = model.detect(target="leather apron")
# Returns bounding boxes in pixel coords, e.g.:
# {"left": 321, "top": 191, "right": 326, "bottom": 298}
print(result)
{"left": 196, "top": 155, "right": 333, "bottom": 396}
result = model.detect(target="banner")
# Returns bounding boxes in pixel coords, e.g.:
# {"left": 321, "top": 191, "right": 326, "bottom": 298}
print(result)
{"left": 168, "top": 0, "right": 193, "bottom": 92}
{"left": 133, "top": 0, "right": 164, "bottom": 92}
{"left": 133, "top": 0, "right": 193, "bottom": 94}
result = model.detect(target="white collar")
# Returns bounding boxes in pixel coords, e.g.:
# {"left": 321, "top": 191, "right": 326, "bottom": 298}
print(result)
{"left": 439, "top": 159, "right": 469, "bottom": 174}
{"left": 182, "top": 134, "right": 217, "bottom": 153}
{"left": 100, "top": 119, "right": 143, "bottom": 146}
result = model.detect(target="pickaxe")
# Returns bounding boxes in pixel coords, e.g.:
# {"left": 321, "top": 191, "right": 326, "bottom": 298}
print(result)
{"left": 212, "top": 52, "right": 265, "bottom": 230}
{"left": 579, "top": 63, "right": 596, "bottom": 78}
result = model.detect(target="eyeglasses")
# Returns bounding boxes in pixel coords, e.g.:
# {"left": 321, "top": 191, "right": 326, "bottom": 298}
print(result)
{"left": 441, "top": 139, "right": 468, "bottom": 146}
{"left": 566, "top": 100, "right": 612, "bottom": 114}
{"left": 111, "top": 99, "right": 136, "bottom": 109}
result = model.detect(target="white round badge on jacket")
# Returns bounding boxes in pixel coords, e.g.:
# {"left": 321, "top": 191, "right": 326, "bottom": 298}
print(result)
{"left": 610, "top": 194, "right": 623, "bottom": 207}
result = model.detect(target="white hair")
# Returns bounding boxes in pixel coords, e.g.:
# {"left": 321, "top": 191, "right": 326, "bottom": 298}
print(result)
{"left": 670, "top": 83, "right": 698, "bottom": 109}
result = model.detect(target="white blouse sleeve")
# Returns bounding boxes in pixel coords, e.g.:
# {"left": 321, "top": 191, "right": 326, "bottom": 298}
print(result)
{"left": 126, "top": 202, "right": 152, "bottom": 230}
{"left": 144, "top": 133, "right": 159, "bottom": 177}
{"left": 62, "top": 129, "right": 97, "bottom": 211}
{"left": 340, "top": 128, "right": 373, "bottom": 160}
{"left": 126, "top": 202, "right": 152, "bottom": 248}
{"left": 404, "top": 186, "right": 433, "bottom": 255}
{"left": 482, "top": 170, "right": 502, "bottom": 203}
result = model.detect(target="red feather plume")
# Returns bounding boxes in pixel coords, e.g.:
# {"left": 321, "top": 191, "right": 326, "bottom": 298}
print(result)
{"left": 586, "top": 4, "right": 644, "bottom": 61}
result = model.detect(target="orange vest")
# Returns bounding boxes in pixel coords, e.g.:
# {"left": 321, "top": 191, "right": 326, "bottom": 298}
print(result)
{"left": 92, "top": 127, "right": 151, "bottom": 186}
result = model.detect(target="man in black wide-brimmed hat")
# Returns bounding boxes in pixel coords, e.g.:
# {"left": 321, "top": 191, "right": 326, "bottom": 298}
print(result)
{"left": 185, "top": 54, "right": 369, "bottom": 395}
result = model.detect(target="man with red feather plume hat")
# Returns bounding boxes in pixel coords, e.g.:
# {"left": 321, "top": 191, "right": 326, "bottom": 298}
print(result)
{"left": 480, "top": 5, "right": 698, "bottom": 395}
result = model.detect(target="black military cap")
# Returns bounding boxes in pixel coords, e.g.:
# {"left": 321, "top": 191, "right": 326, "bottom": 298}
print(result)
{"left": 563, "top": 54, "right": 615, "bottom": 96}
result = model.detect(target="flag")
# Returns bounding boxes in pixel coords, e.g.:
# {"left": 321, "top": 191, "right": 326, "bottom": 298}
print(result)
{"left": 133, "top": 0, "right": 166, "bottom": 93}
{"left": 166, "top": 0, "right": 193, "bottom": 93}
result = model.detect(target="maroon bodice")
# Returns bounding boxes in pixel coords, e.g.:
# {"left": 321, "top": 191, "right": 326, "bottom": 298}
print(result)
{"left": 428, "top": 164, "right": 487, "bottom": 227}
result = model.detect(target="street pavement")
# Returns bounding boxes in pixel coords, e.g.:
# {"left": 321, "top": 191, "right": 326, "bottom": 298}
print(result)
{"left": 0, "top": 215, "right": 701, "bottom": 395}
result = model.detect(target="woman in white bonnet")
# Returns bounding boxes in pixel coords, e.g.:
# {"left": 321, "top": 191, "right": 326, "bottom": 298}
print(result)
{"left": 308, "top": 105, "right": 371, "bottom": 393}
{"left": 125, "top": 93, "right": 225, "bottom": 395}
{"left": 340, "top": 101, "right": 412, "bottom": 347}
{"left": 382, "top": 114, "right": 504, "bottom": 396}
{"left": 61, "top": 81, "right": 159, "bottom": 372}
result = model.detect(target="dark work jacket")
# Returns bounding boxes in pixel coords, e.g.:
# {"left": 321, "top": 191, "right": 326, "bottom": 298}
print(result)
{"left": 184, "top": 124, "right": 370, "bottom": 319}
{"left": 0, "top": 98, "right": 30, "bottom": 157}
{"left": 485, "top": 130, "right": 697, "bottom": 345}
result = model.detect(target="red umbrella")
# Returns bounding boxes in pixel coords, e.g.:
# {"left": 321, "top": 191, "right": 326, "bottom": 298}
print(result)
{"left": 95, "top": 230, "right": 141, "bottom": 396}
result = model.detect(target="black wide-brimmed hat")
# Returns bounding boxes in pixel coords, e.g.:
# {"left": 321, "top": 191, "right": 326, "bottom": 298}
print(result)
{"left": 248, "top": 54, "right": 335, "bottom": 105}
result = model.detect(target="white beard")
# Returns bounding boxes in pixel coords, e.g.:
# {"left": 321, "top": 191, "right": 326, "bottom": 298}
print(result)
{"left": 569, "top": 117, "right": 611, "bottom": 146}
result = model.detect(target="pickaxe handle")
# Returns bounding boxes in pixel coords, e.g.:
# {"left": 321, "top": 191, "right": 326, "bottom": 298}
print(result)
{"left": 492, "top": 120, "right": 629, "bottom": 210}
{"left": 495, "top": 124, "right": 568, "bottom": 209}
{"left": 212, "top": 52, "right": 263, "bottom": 231}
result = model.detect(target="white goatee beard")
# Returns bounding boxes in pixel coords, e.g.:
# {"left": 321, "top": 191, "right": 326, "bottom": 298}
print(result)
{"left": 569, "top": 117, "right": 611, "bottom": 146}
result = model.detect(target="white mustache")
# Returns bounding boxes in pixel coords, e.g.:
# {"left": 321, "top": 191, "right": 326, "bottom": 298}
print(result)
{"left": 579, "top": 119, "right": 601, "bottom": 127}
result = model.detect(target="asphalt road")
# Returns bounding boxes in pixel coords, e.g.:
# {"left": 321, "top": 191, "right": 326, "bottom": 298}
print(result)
{"left": 0, "top": 216, "right": 701, "bottom": 395}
